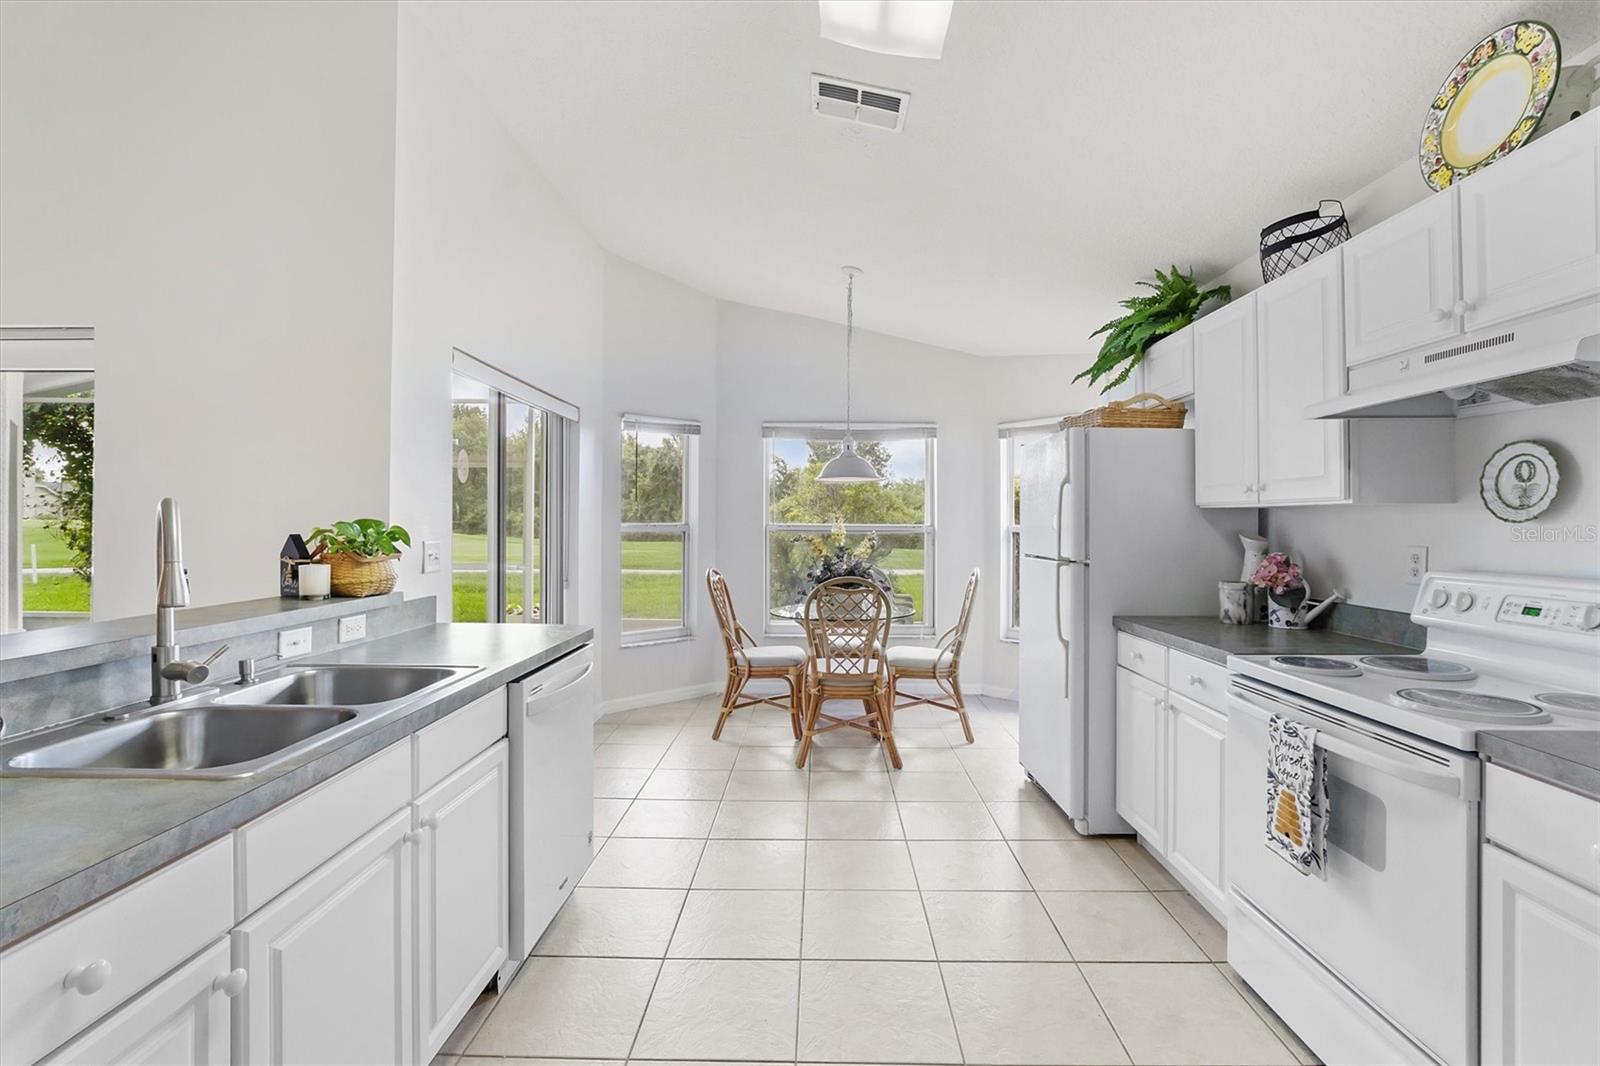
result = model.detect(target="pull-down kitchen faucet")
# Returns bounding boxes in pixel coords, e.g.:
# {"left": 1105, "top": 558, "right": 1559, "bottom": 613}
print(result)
{"left": 152, "top": 497, "right": 225, "bottom": 703}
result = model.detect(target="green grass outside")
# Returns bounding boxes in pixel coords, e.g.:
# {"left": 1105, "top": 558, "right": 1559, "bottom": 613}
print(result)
{"left": 21, "top": 520, "right": 90, "bottom": 614}
{"left": 22, "top": 519, "right": 76, "bottom": 568}
{"left": 454, "top": 532, "right": 683, "bottom": 570}
{"left": 23, "top": 574, "right": 91, "bottom": 613}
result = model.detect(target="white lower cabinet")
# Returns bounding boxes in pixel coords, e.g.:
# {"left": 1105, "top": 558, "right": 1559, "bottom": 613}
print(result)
{"left": 232, "top": 808, "right": 416, "bottom": 1066}
{"left": 39, "top": 939, "right": 239, "bottom": 1066}
{"left": 415, "top": 740, "right": 509, "bottom": 1062}
{"left": 1481, "top": 765, "right": 1600, "bottom": 1066}
{"left": 5, "top": 684, "right": 533, "bottom": 1066}
{"left": 1114, "top": 666, "right": 1166, "bottom": 850}
{"left": 1164, "top": 693, "right": 1227, "bottom": 912}
{"left": 1114, "top": 650, "right": 1230, "bottom": 921}
{"left": 1481, "top": 843, "right": 1600, "bottom": 1066}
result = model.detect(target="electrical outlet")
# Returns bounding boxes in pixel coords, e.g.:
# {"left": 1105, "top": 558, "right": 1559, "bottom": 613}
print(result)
{"left": 1405, "top": 545, "right": 1428, "bottom": 585}
{"left": 422, "top": 540, "right": 442, "bottom": 574}
{"left": 278, "top": 626, "right": 313, "bottom": 659}
{"left": 338, "top": 614, "right": 366, "bottom": 643}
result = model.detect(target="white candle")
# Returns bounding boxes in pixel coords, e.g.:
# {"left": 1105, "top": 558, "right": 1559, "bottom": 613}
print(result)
{"left": 298, "top": 562, "right": 331, "bottom": 599}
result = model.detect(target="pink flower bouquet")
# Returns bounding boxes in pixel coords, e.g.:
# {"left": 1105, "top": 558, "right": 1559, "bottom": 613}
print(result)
{"left": 1250, "top": 552, "right": 1305, "bottom": 603}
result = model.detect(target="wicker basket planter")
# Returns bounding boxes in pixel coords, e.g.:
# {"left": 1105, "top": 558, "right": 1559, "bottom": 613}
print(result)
{"left": 323, "top": 552, "right": 399, "bottom": 598}
{"left": 1060, "top": 392, "right": 1187, "bottom": 429}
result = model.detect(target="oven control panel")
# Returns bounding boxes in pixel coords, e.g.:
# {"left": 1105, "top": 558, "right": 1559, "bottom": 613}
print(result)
{"left": 1414, "top": 573, "right": 1600, "bottom": 639}
{"left": 1497, "top": 597, "right": 1600, "bottom": 632}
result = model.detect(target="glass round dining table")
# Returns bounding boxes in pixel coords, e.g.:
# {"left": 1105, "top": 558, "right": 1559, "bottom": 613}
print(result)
{"left": 769, "top": 599, "right": 917, "bottom": 621}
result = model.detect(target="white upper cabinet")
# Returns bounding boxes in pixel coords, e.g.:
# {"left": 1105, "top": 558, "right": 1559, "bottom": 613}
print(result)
{"left": 1459, "top": 110, "right": 1600, "bottom": 332}
{"left": 1139, "top": 328, "right": 1195, "bottom": 401}
{"left": 1192, "top": 293, "right": 1259, "bottom": 507}
{"left": 1342, "top": 190, "right": 1461, "bottom": 366}
{"left": 1255, "top": 251, "right": 1348, "bottom": 505}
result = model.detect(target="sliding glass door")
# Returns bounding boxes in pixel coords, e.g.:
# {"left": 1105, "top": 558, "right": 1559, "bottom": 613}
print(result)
{"left": 450, "top": 356, "right": 571, "bottom": 625}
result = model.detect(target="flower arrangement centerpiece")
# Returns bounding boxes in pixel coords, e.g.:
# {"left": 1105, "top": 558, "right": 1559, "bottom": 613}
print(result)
{"left": 1250, "top": 552, "right": 1305, "bottom": 611}
{"left": 798, "top": 520, "right": 893, "bottom": 595}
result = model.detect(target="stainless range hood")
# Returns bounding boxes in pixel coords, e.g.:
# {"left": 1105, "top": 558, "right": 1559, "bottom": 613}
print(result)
{"left": 1309, "top": 299, "right": 1600, "bottom": 418}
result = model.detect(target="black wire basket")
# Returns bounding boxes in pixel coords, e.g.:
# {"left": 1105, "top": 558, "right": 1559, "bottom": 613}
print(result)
{"left": 1259, "top": 200, "right": 1350, "bottom": 283}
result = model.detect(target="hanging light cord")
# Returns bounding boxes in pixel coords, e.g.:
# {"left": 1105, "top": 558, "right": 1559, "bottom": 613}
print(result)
{"left": 844, "top": 271, "right": 854, "bottom": 438}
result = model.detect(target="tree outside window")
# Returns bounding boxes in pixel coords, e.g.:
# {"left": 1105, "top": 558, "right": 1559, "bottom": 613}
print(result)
{"left": 764, "top": 426, "right": 934, "bottom": 631}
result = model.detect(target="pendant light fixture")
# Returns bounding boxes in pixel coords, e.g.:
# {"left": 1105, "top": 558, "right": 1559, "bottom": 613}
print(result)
{"left": 816, "top": 266, "right": 879, "bottom": 484}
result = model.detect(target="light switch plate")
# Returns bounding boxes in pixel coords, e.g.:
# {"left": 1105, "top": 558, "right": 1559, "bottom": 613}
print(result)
{"left": 337, "top": 614, "right": 366, "bottom": 643}
{"left": 422, "top": 540, "right": 442, "bottom": 574}
{"left": 1405, "top": 545, "right": 1428, "bottom": 585}
{"left": 278, "top": 626, "right": 313, "bottom": 658}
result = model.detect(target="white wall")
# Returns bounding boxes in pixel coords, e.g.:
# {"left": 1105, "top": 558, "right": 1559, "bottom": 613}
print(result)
{"left": 600, "top": 257, "right": 722, "bottom": 705}
{"left": 0, "top": 0, "right": 399, "bottom": 620}
{"left": 390, "top": 8, "right": 605, "bottom": 649}
{"left": 1265, "top": 401, "right": 1600, "bottom": 611}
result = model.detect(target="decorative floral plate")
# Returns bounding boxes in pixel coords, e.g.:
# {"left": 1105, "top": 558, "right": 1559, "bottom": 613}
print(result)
{"left": 1420, "top": 21, "right": 1560, "bottom": 191}
{"left": 1480, "top": 440, "right": 1559, "bottom": 522}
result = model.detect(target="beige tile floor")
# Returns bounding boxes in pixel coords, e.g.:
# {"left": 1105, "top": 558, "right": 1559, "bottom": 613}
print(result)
{"left": 436, "top": 693, "right": 1320, "bottom": 1066}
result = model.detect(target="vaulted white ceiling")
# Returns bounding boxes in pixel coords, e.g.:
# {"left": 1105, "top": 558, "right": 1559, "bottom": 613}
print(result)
{"left": 415, "top": 1, "right": 1598, "bottom": 357}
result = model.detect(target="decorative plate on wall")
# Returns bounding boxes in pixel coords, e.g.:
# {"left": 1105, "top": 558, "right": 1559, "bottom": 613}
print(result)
{"left": 1420, "top": 21, "right": 1560, "bottom": 191}
{"left": 1480, "top": 440, "right": 1559, "bottom": 522}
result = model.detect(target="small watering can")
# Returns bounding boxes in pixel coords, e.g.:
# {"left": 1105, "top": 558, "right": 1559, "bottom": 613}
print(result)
{"left": 1267, "top": 587, "right": 1344, "bottom": 630}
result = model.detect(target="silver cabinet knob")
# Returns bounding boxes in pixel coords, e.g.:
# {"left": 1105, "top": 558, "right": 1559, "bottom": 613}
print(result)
{"left": 1453, "top": 300, "right": 1475, "bottom": 316}
{"left": 1188, "top": 674, "right": 1203, "bottom": 686}
{"left": 1429, "top": 309, "right": 1448, "bottom": 322}
{"left": 63, "top": 959, "right": 112, "bottom": 996}
{"left": 420, "top": 815, "right": 440, "bottom": 831}
{"left": 213, "top": 968, "right": 248, "bottom": 998}
{"left": 403, "top": 829, "right": 425, "bottom": 845}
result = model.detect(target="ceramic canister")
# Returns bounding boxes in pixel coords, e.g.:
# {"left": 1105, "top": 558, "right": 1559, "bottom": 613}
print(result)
{"left": 1219, "top": 581, "right": 1250, "bottom": 625}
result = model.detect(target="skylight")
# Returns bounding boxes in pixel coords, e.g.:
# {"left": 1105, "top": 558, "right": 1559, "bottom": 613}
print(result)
{"left": 817, "top": 0, "right": 954, "bottom": 60}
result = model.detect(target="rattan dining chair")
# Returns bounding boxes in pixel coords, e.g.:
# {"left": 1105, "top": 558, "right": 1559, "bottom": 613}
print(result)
{"left": 706, "top": 568, "right": 805, "bottom": 741}
{"left": 796, "top": 576, "right": 901, "bottom": 770}
{"left": 887, "top": 568, "right": 979, "bottom": 743}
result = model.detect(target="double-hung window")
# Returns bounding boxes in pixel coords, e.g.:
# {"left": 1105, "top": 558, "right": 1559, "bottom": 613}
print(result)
{"left": 999, "top": 419, "right": 1057, "bottom": 642}
{"left": 450, "top": 350, "right": 574, "bottom": 625}
{"left": 764, "top": 423, "right": 935, "bottom": 635}
{"left": 621, "top": 414, "right": 698, "bottom": 644}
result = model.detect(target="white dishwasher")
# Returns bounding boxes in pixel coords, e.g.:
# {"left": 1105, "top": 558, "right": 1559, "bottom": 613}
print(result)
{"left": 503, "top": 643, "right": 596, "bottom": 985}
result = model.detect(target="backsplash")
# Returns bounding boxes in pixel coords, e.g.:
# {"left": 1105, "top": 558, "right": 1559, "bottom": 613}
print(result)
{"left": 1322, "top": 602, "right": 1424, "bottom": 650}
{"left": 0, "top": 595, "right": 437, "bottom": 738}
{"left": 1265, "top": 399, "right": 1600, "bottom": 612}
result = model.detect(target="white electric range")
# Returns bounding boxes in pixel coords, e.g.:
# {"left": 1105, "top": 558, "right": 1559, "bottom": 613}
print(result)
{"left": 1220, "top": 571, "right": 1600, "bottom": 1066}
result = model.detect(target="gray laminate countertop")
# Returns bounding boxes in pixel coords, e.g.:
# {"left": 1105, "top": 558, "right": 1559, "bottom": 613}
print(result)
{"left": 1479, "top": 730, "right": 1600, "bottom": 802}
{"left": 1113, "top": 615, "right": 1418, "bottom": 665}
{"left": 0, "top": 622, "right": 592, "bottom": 948}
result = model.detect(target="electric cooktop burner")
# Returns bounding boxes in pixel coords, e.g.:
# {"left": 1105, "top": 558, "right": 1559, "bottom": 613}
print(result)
{"left": 1359, "top": 655, "right": 1477, "bottom": 680}
{"left": 1535, "top": 692, "right": 1600, "bottom": 715}
{"left": 1390, "top": 687, "right": 1552, "bottom": 722}
{"left": 1271, "top": 655, "right": 1363, "bottom": 677}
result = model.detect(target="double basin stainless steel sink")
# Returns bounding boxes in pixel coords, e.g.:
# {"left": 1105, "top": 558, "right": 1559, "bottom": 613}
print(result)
{"left": 0, "top": 665, "right": 476, "bottom": 781}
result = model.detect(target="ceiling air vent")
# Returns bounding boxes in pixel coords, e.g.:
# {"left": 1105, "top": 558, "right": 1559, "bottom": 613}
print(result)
{"left": 811, "top": 74, "right": 909, "bottom": 131}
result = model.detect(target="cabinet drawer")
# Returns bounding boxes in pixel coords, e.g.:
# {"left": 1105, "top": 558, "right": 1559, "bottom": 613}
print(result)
{"left": 1168, "top": 650, "right": 1230, "bottom": 713}
{"left": 415, "top": 687, "right": 507, "bottom": 795}
{"left": 0, "top": 838, "right": 233, "bottom": 1066}
{"left": 39, "top": 938, "right": 234, "bottom": 1065}
{"left": 1485, "top": 764, "right": 1600, "bottom": 892}
{"left": 1116, "top": 632, "right": 1167, "bottom": 685}
{"left": 234, "top": 740, "right": 410, "bottom": 917}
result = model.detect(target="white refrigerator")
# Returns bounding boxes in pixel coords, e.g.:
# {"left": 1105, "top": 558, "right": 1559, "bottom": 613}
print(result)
{"left": 1018, "top": 427, "right": 1255, "bottom": 835}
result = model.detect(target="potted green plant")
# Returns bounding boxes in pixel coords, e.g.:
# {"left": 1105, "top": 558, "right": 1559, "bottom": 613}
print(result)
{"left": 307, "top": 518, "right": 411, "bottom": 598}
{"left": 1073, "top": 266, "right": 1231, "bottom": 393}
